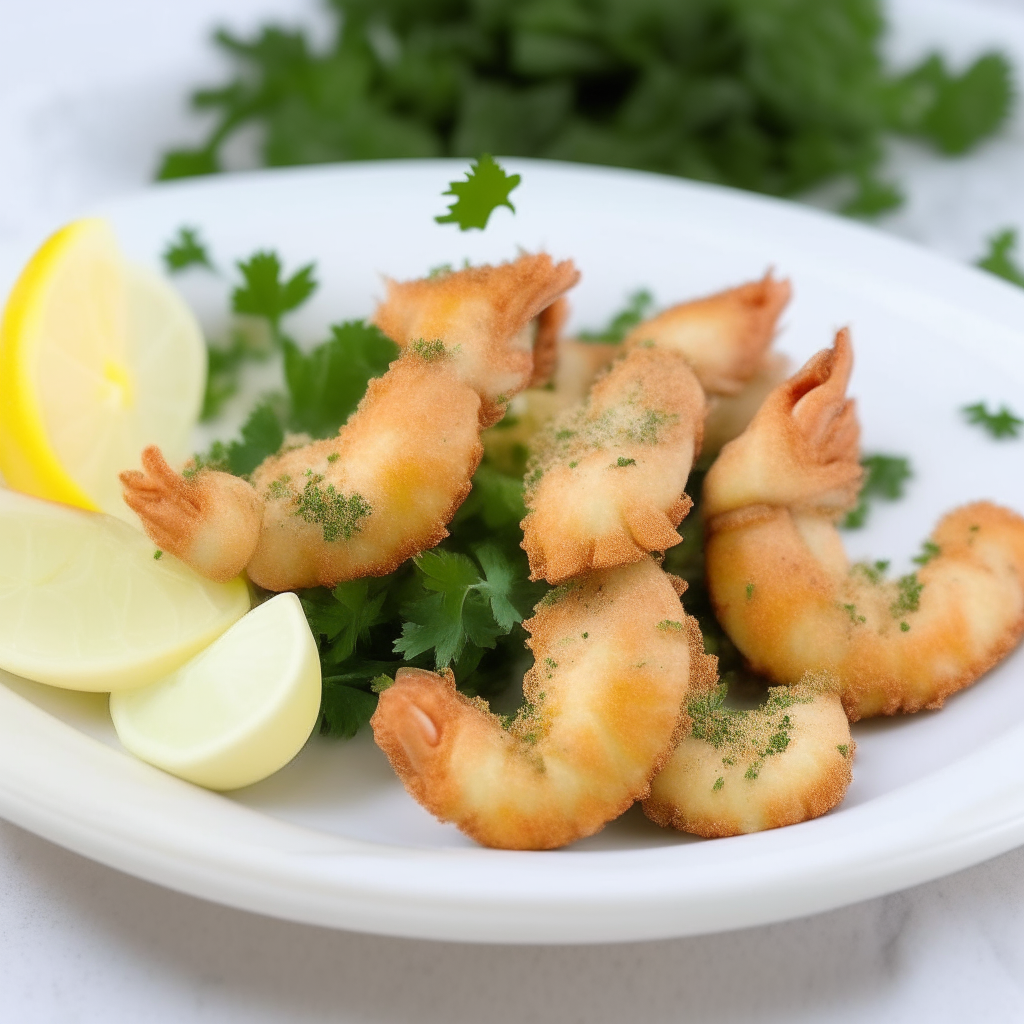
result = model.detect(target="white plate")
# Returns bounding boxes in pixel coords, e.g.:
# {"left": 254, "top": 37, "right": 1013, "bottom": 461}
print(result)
{"left": 1, "top": 159, "right": 1024, "bottom": 944}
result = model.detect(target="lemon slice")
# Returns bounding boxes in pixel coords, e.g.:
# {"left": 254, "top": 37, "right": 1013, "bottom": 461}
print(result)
{"left": 0, "top": 218, "right": 206, "bottom": 519}
{"left": 0, "top": 488, "right": 249, "bottom": 691}
{"left": 110, "top": 594, "right": 322, "bottom": 791}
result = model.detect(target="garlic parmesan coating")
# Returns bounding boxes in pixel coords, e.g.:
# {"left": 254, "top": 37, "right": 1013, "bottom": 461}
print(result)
{"left": 372, "top": 253, "right": 580, "bottom": 426}
{"left": 703, "top": 329, "right": 1024, "bottom": 720}
{"left": 521, "top": 347, "right": 707, "bottom": 584}
{"left": 644, "top": 675, "right": 854, "bottom": 837}
{"left": 122, "top": 255, "right": 579, "bottom": 591}
{"left": 371, "top": 558, "right": 705, "bottom": 850}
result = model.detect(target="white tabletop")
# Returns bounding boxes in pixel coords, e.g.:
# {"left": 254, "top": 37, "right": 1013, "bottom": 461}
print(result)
{"left": 4, "top": 1, "right": 1024, "bottom": 1020}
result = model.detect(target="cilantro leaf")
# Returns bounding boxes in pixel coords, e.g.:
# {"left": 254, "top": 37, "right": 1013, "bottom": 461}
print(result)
{"left": 842, "top": 454, "right": 912, "bottom": 529}
{"left": 977, "top": 228, "right": 1024, "bottom": 288}
{"left": 302, "top": 580, "right": 389, "bottom": 665}
{"left": 283, "top": 321, "right": 398, "bottom": 438}
{"left": 435, "top": 154, "right": 520, "bottom": 231}
{"left": 163, "top": 226, "right": 214, "bottom": 273}
{"left": 963, "top": 402, "right": 1023, "bottom": 439}
{"left": 319, "top": 680, "right": 378, "bottom": 739}
{"left": 233, "top": 251, "right": 317, "bottom": 338}
{"left": 578, "top": 289, "right": 656, "bottom": 344}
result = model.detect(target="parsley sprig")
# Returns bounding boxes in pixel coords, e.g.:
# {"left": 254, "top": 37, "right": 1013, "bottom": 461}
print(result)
{"left": 436, "top": 155, "right": 520, "bottom": 231}
{"left": 977, "top": 228, "right": 1024, "bottom": 288}
{"left": 963, "top": 402, "right": 1023, "bottom": 440}
{"left": 842, "top": 454, "right": 913, "bottom": 529}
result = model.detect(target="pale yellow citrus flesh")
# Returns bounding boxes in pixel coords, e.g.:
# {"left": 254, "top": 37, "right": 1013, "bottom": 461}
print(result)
{"left": 0, "top": 488, "right": 250, "bottom": 691}
{"left": 0, "top": 218, "right": 205, "bottom": 519}
{"left": 110, "top": 594, "right": 322, "bottom": 791}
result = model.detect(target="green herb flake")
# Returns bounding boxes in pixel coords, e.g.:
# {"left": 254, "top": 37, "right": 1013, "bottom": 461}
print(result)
{"left": 962, "top": 402, "right": 1023, "bottom": 439}
{"left": 435, "top": 154, "right": 520, "bottom": 231}
{"left": 891, "top": 573, "right": 924, "bottom": 618}
{"left": 370, "top": 675, "right": 394, "bottom": 694}
{"left": 913, "top": 540, "right": 941, "bottom": 566}
{"left": 745, "top": 583, "right": 755, "bottom": 600}
{"left": 900, "top": 621, "right": 911, "bottom": 632}
{"left": 616, "top": 456, "right": 636, "bottom": 467}
{"left": 977, "top": 228, "right": 1024, "bottom": 288}
{"left": 843, "top": 454, "right": 913, "bottom": 529}
{"left": 657, "top": 619, "right": 684, "bottom": 632}
{"left": 163, "top": 226, "right": 213, "bottom": 273}
{"left": 837, "top": 744, "right": 850, "bottom": 757}
{"left": 412, "top": 338, "right": 448, "bottom": 361}
{"left": 712, "top": 776, "right": 725, "bottom": 792}
{"left": 153, "top": 550, "right": 163, "bottom": 560}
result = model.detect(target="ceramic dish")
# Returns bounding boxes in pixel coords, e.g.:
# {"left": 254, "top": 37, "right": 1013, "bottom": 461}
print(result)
{"left": 1, "top": 159, "right": 1023, "bottom": 943}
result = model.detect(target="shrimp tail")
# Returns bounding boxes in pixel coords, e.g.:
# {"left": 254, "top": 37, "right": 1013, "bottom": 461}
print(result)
{"left": 120, "top": 446, "right": 262, "bottom": 582}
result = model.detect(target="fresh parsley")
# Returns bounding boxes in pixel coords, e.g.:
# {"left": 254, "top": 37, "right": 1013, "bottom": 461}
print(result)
{"left": 843, "top": 454, "right": 913, "bottom": 529}
{"left": 578, "top": 290, "right": 656, "bottom": 344}
{"left": 157, "top": 2, "right": 1013, "bottom": 215}
{"left": 233, "top": 251, "right": 317, "bottom": 342}
{"left": 163, "top": 226, "right": 214, "bottom": 272}
{"left": 963, "top": 402, "right": 1023, "bottom": 439}
{"left": 977, "top": 228, "right": 1024, "bottom": 288}
{"left": 435, "top": 155, "right": 520, "bottom": 231}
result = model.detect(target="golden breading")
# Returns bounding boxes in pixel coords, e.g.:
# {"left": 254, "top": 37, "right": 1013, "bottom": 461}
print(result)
{"left": 122, "top": 255, "right": 579, "bottom": 590}
{"left": 644, "top": 674, "right": 854, "bottom": 836}
{"left": 623, "top": 272, "right": 791, "bottom": 397}
{"left": 370, "top": 558, "right": 693, "bottom": 850}
{"left": 703, "top": 330, "right": 1024, "bottom": 720}
{"left": 521, "top": 347, "right": 707, "bottom": 584}
{"left": 373, "top": 253, "right": 581, "bottom": 426}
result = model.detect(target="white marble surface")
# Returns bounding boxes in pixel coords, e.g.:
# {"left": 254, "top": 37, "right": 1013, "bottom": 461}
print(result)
{"left": 4, "top": 0, "right": 1024, "bottom": 1020}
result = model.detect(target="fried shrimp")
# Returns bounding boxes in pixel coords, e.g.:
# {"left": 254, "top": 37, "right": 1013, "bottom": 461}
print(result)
{"left": 122, "top": 255, "right": 579, "bottom": 591}
{"left": 372, "top": 254, "right": 580, "bottom": 426}
{"left": 371, "top": 557, "right": 705, "bottom": 850}
{"left": 703, "top": 329, "right": 1024, "bottom": 720}
{"left": 644, "top": 674, "right": 854, "bottom": 837}
{"left": 521, "top": 347, "right": 707, "bottom": 584}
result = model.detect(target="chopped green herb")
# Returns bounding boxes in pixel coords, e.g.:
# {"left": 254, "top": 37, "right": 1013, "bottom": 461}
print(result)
{"left": 712, "top": 776, "right": 724, "bottom": 792}
{"left": 411, "top": 338, "right": 448, "bottom": 361}
{"left": 435, "top": 154, "right": 520, "bottom": 231}
{"left": 294, "top": 478, "right": 371, "bottom": 542}
{"left": 843, "top": 454, "right": 913, "bottom": 529}
{"left": 963, "top": 402, "right": 1023, "bottom": 439}
{"left": 616, "top": 456, "right": 636, "bottom": 467}
{"left": 841, "top": 603, "right": 866, "bottom": 624}
{"left": 657, "top": 619, "right": 684, "bottom": 632}
{"left": 153, "top": 550, "right": 163, "bottom": 560}
{"left": 837, "top": 744, "right": 850, "bottom": 757}
{"left": 891, "top": 573, "right": 924, "bottom": 617}
{"left": 745, "top": 583, "right": 755, "bottom": 600}
{"left": 977, "top": 228, "right": 1024, "bottom": 288}
{"left": 900, "top": 621, "right": 911, "bottom": 632}
{"left": 163, "top": 226, "right": 213, "bottom": 272}
{"left": 578, "top": 290, "right": 656, "bottom": 344}
{"left": 913, "top": 540, "right": 941, "bottom": 566}
{"left": 370, "top": 675, "right": 394, "bottom": 694}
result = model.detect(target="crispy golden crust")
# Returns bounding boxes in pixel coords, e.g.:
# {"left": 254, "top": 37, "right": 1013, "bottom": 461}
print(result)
{"left": 120, "top": 447, "right": 263, "bottom": 582}
{"left": 372, "top": 253, "right": 580, "bottom": 427}
{"left": 644, "top": 676, "right": 854, "bottom": 837}
{"left": 703, "top": 333, "right": 1024, "bottom": 719}
{"left": 371, "top": 558, "right": 692, "bottom": 850}
{"left": 529, "top": 296, "right": 570, "bottom": 388}
{"left": 521, "top": 347, "right": 707, "bottom": 583}
{"left": 624, "top": 272, "right": 791, "bottom": 397}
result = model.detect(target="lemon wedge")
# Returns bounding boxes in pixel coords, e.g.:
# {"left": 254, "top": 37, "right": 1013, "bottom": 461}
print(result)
{"left": 0, "top": 488, "right": 249, "bottom": 691}
{"left": 0, "top": 218, "right": 206, "bottom": 519}
{"left": 110, "top": 594, "right": 322, "bottom": 791}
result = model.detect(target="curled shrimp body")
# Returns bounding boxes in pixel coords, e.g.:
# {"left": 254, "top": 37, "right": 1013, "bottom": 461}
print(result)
{"left": 371, "top": 558, "right": 715, "bottom": 850}
{"left": 703, "top": 330, "right": 1024, "bottom": 720}
{"left": 521, "top": 347, "right": 707, "bottom": 584}
{"left": 644, "top": 675, "right": 854, "bottom": 837}
{"left": 121, "top": 255, "right": 578, "bottom": 590}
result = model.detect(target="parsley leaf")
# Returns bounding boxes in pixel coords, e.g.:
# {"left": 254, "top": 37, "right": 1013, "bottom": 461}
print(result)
{"left": 963, "top": 402, "right": 1024, "bottom": 439}
{"left": 302, "top": 580, "right": 389, "bottom": 665}
{"left": 229, "top": 400, "right": 287, "bottom": 476}
{"left": 319, "top": 680, "right": 378, "bottom": 739}
{"left": 233, "top": 251, "right": 317, "bottom": 340}
{"left": 435, "top": 154, "right": 521, "bottom": 231}
{"left": 578, "top": 289, "right": 656, "bottom": 344}
{"left": 977, "top": 228, "right": 1024, "bottom": 288}
{"left": 163, "top": 226, "right": 214, "bottom": 272}
{"left": 394, "top": 546, "right": 527, "bottom": 669}
{"left": 843, "top": 454, "right": 913, "bottom": 529}
{"left": 283, "top": 321, "right": 398, "bottom": 438}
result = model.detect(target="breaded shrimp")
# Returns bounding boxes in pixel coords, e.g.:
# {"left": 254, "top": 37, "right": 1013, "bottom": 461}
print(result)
{"left": 623, "top": 272, "right": 792, "bottom": 399}
{"left": 122, "top": 255, "right": 579, "bottom": 590}
{"left": 372, "top": 254, "right": 580, "bottom": 426}
{"left": 483, "top": 274, "right": 791, "bottom": 475}
{"left": 703, "top": 329, "right": 1024, "bottom": 720}
{"left": 644, "top": 674, "right": 854, "bottom": 837}
{"left": 371, "top": 558, "right": 707, "bottom": 850}
{"left": 521, "top": 346, "right": 707, "bottom": 584}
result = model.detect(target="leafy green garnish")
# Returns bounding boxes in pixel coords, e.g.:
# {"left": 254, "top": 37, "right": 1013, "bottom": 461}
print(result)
{"left": 843, "top": 454, "right": 913, "bottom": 529}
{"left": 963, "top": 402, "right": 1024, "bottom": 439}
{"left": 435, "top": 154, "right": 521, "bottom": 231}
{"left": 578, "top": 290, "right": 655, "bottom": 344}
{"left": 912, "top": 540, "right": 941, "bottom": 566}
{"left": 163, "top": 226, "right": 214, "bottom": 272}
{"left": 157, "top": 2, "right": 1013, "bottom": 214}
{"left": 976, "top": 228, "right": 1024, "bottom": 288}
{"left": 233, "top": 251, "right": 317, "bottom": 342}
